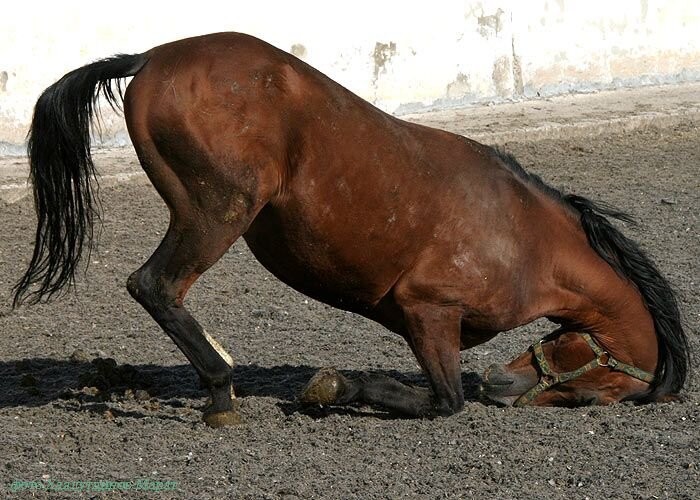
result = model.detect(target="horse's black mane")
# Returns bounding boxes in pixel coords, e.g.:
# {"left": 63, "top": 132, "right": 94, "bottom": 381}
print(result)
{"left": 490, "top": 146, "right": 566, "bottom": 202}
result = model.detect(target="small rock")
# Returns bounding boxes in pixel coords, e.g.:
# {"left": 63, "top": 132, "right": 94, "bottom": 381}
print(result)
{"left": 145, "top": 401, "right": 160, "bottom": 411}
{"left": 81, "top": 386, "right": 100, "bottom": 397}
{"left": 58, "top": 389, "right": 76, "bottom": 400}
{"left": 69, "top": 349, "right": 90, "bottom": 363}
{"left": 134, "top": 389, "right": 150, "bottom": 401}
{"left": 92, "top": 357, "right": 118, "bottom": 370}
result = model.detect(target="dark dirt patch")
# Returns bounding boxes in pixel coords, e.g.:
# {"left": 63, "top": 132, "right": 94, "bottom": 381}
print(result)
{"left": 0, "top": 123, "right": 698, "bottom": 499}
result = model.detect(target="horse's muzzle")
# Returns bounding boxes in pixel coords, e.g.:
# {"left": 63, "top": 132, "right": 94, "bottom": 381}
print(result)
{"left": 479, "top": 363, "right": 536, "bottom": 406}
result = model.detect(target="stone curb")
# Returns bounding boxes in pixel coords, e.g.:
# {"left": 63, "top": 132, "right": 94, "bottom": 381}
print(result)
{"left": 470, "top": 109, "right": 697, "bottom": 144}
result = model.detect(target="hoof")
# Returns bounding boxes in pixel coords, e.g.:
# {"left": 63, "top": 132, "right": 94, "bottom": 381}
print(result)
{"left": 300, "top": 367, "right": 347, "bottom": 405}
{"left": 203, "top": 410, "right": 242, "bottom": 428}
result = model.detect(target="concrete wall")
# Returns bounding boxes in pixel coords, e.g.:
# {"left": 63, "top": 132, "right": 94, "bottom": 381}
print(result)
{"left": 1, "top": 0, "right": 699, "bottom": 152}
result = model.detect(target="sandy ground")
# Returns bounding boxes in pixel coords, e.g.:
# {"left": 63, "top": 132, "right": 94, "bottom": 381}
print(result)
{"left": 0, "top": 90, "right": 698, "bottom": 498}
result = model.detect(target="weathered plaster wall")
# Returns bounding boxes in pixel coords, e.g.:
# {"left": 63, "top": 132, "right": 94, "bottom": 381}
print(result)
{"left": 1, "top": 0, "right": 698, "bottom": 151}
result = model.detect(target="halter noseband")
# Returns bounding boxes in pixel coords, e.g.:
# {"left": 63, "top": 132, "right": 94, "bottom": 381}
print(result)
{"left": 513, "top": 332, "right": 655, "bottom": 407}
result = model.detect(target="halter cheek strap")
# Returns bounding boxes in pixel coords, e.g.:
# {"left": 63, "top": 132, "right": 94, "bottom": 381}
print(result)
{"left": 513, "top": 332, "right": 655, "bottom": 407}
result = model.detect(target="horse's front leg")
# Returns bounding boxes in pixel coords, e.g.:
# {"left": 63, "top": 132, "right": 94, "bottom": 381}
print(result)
{"left": 300, "top": 368, "right": 434, "bottom": 416}
{"left": 301, "top": 303, "right": 465, "bottom": 417}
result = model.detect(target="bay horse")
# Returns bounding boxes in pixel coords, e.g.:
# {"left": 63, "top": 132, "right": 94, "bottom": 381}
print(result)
{"left": 14, "top": 32, "right": 689, "bottom": 426}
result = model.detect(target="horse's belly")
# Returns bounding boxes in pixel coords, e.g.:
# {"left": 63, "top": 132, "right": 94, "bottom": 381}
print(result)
{"left": 243, "top": 207, "right": 404, "bottom": 313}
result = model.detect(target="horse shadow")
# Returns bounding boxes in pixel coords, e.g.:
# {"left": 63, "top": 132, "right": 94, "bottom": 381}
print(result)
{"left": 0, "top": 357, "right": 484, "bottom": 421}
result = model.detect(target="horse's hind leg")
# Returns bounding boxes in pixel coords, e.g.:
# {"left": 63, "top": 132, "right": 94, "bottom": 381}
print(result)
{"left": 127, "top": 219, "right": 246, "bottom": 426}
{"left": 125, "top": 145, "right": 274, "bottom": 426}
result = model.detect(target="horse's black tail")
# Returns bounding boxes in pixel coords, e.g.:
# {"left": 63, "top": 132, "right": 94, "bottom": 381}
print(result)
{"left": 564, "top": 194, "right": 690, "bottom": 400}
{"left": 13, "top": 53, "right": 148, "bottom": 307}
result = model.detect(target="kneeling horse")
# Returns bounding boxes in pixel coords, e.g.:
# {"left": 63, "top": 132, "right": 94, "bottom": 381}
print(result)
{"left": 14, "top": 33, "right": 689, "bottom": 426}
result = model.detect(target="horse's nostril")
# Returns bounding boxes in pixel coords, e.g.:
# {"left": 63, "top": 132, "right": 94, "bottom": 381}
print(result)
{"left": 480, "top": 364, "right": 521, "bottom": 406}
{"left": 483, "top": 364, "right": 514, "bottom": 386}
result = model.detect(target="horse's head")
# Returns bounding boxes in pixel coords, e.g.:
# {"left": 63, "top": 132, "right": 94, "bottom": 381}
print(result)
{"left": 480, "top": 331, "right": 656, "bottom": 406}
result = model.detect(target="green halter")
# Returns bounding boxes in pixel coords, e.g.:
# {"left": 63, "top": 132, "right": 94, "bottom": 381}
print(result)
{"left": 513, "top": 332, "right": 655, "bottom": 407}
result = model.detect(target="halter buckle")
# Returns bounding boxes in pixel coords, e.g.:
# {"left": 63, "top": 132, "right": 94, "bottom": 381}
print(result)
{"left": 597, "top": 351, "right": 611, "bottom": 367}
